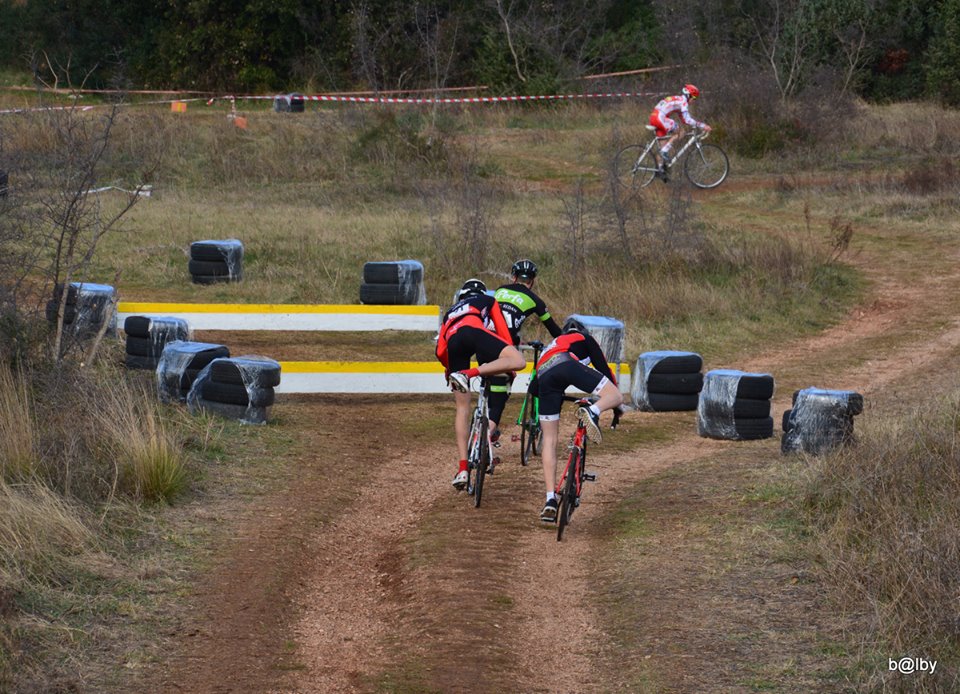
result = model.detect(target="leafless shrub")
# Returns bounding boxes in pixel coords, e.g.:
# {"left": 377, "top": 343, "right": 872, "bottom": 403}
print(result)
{"left": 417, "top": 143, "right": 504, "bottom": 280}
{"left": 0, "top": 104, "right": 161, "bottom": 366}
{"left": 559, "top": 178, "right": 588, "bottom": 280}
{"left": 902, "top": 158, "right": 960, "bottom": 196}
{"left": 826, "top": 215, "right": 854, "bottom": 263}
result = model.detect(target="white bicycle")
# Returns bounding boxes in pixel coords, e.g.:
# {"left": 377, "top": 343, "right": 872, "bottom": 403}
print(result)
{"left": 614, "top": 127, "right": 729, "bottom": 192}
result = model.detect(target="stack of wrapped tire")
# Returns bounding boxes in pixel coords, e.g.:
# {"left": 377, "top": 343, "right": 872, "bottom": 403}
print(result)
{"left": 697, "top": 369, "right": 775, "bottom": 440}
{"left": 187, "top": 356, "right": 281, "bottom": 425}
{"left": 781, "top": 387, "right": 863, "bottom": 455}
{"left": 565, "top": 313, "right": 626, "bottom": 372}
{"left": 123, "top": 316, "right": 191, "bottom": 370}
{"left": 631, "top": 350, "right": 704, "bottom": 412}
{"left": 157, "top": 341, "right": 230, "bottom": 402}
{"left": 273, "top": 93, "right": 305, "bottom": 112}
{"left": 189, "top": 239, "right": 243, "bottom": 284}
{"left": 359, "top": 260, "right": 426, "bottom": 305}
{"left": 46, "top": 282, "right": 117, "bottom": 336}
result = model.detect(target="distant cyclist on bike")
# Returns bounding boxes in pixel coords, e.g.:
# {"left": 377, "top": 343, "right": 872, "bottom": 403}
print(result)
{"left": 650, "top": 84, "right": 711, "bottom": 175}
{"left": 489, "top": 259, "right": 563, "bottom": 444}
{"left": 436, "top": 278, "right": 526, "bottom": 490}
{"left": 529, "top": 317, "right": 623, "bottom": 522}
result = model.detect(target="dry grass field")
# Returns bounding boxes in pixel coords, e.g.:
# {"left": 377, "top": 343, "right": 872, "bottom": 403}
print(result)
{"left": 3, "top": 97, "right": 960, "bottom": 692}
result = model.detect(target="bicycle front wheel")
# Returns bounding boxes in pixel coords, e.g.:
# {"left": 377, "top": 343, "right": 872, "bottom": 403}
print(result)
{"left": 614, "top": 144, "right": 658, "bottom": 192}
{"left": 556, "top": 449, "right": 580, "bottom": 541}
{"left": 684, "top": 143, "right": 729, "bottom": 189}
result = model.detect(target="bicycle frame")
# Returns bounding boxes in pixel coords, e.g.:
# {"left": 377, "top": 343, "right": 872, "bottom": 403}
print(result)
{"left": 466, "top": 377, "right": 494, "bottom": 506}
{"left": 516, "top": 341, "right": 544, "bottom": 465}
{"left": 555, "top": 400, "right": 590, "bottom": 541}
{"left": 556, "top": 422, "right": 587, "bottom": 500}
{"left": 633, "top": 128, "right": 709, "bottom": 178}
{"left": 516, "top": 342, "right": 544, "bottom": 426}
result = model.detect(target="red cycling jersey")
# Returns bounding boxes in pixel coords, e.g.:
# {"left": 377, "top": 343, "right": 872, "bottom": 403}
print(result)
{"left": 436, "top": 294, "right": 512, "bottom": 369}
{"left": 536, "top": 331, "right": 617, "bottom": 387}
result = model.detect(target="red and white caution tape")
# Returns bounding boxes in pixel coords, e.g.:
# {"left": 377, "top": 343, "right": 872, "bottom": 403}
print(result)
{"left": 209, "top": 90, "right": 656, "bottom": 106}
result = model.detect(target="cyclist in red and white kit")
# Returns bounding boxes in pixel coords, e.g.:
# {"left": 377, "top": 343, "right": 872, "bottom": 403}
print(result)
{"left": 649, "top": 84, "right": 711, "bottom": 172}
{"left": 436, "top": 279, "right": 526, "bottom": 489}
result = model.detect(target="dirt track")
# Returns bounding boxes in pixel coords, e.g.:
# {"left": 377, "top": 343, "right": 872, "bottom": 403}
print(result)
{"left": 145, "top": 180, "right": 960, "bottom": 693}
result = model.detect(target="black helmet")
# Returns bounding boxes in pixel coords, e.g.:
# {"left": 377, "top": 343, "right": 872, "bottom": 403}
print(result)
{"left": 563, "top": 317, "right": 587, "bottom": 334}
{"left": 511, "top": 259, "right": 538, "bottom": 280}
{"left": 457, "top": 278, "right": 487, "bottom": 301}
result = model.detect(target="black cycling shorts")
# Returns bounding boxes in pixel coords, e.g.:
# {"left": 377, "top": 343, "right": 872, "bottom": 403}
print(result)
{"left": 537, "top": 361, "right": 607, "bottom": 420}
{"left": 447, "top": 326, "right": 510, "bottom": 373}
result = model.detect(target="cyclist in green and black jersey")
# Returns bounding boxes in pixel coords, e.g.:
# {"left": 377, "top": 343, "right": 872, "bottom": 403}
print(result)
{"left": 489, "top": 259, "right": 563, "bottom": 442}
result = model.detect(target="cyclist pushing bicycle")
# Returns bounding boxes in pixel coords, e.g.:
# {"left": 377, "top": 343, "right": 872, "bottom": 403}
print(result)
{"left": 529, "top": 317, "right": 624, "bottom": 522}
{"left": 489, "top": 259, "right": 563, "bottom": 445}
{"left": 436, "top": 278, "right": 526, "bottom": 490}
{"left": 650, "top": 84, "right": 711, "bottom": 179}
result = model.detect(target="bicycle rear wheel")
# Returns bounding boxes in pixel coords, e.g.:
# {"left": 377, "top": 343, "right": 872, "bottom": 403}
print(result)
{"left": 472, "top": 434, "right": 489, "bottom": 508}
{"left": 614, "top": 144, "right": 658, "bottom": 192}
{"left": 684, "top": 143, "right": 729, "bottom": 189}
{"left": 556, "top": 449, "right": 580, "bottom": 541}
{"left": 520, "top": 397, "right": 542, "bottom": 466}
{"left": 522, "top": 426, "right": 543, "bottom": 465}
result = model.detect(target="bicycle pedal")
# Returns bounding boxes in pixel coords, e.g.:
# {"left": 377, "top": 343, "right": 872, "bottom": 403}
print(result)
{"left": 583, "top": 472, "right": 597, "bottom": 482}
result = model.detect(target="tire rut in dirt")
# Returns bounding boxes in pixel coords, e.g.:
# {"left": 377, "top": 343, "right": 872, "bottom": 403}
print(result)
{"left": 360, "top": 461, "right": 545, "bottom": 692}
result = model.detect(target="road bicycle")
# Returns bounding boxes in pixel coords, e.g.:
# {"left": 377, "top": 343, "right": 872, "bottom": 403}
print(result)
{"left": 465, "top": 376, "right": 498, "bottom": 508}
{"left": 515, "top": 340, "right": 544, "bottom": 466}
{"left": 614, "top": 127, "right": 729, "bottom": 192}
{"left": 555, "top": 396, "right": 621, "bottom": 541}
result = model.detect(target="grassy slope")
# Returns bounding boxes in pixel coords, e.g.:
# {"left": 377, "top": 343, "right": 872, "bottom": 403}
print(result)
{"left": 9, "top": 99, "right": 960, "bottom": 691}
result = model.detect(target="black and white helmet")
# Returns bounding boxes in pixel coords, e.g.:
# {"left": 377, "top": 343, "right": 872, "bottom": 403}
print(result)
{"left": 511, "top": 259, "right": 538, "bottom": 280}
{"left": 456, "top": 278, "right": 487, "bottom": 301}
{"left": 562, "top": 317, "right": 587, "bottom": 334}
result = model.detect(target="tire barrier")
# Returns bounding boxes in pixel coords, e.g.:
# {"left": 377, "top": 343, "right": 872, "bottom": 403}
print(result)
{"left": 47, "top": 282, "right": 117, "bottom": 337}
{"left": 273, "top": 93, "right": 305, "bottom": 112}
{"left": 359, "top": 260, "right": 426, "bottom": 305}
{"left": 186, "top": 356, "right": 281, "bottom": 424}
{"left": 122, "top": 315, "right": 191, "bottom": 370}
{"left": 189, "top": 239, "right": 243, "bottom": 284}
{"left": 781, "top": 387, "right": 863, "bottom": 455}
{"left": 157, "top": 341, "right": 230, "bottom": 402}
{"left": 631, "top": 350, "right": 704, "bottom": 412}
{"left": 697, "top": 369, "right": 775, "bottom": 440}
{"left": 565, "top": 313, "right": 627, "bottom": 365}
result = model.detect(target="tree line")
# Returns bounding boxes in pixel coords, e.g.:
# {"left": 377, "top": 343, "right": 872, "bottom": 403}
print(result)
{"left": 1, "top": 0, "right": 959, "bottom": 104}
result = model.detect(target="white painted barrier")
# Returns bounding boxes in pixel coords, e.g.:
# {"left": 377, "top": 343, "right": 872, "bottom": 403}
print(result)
{"left": 117, "top": 302, "right": 633, "bottom": 394}
{"left": 276, "top": 361, "right": 632, "bottom": 395}
{"left": 117, "top": 302, "right": 439, "bottom": 331}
